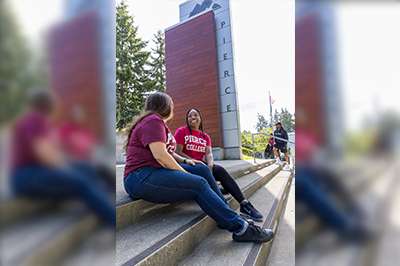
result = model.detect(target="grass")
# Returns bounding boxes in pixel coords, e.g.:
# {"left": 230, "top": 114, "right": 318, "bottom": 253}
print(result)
{"left": 242, "top": 154, "right": 254, "bottom": 160}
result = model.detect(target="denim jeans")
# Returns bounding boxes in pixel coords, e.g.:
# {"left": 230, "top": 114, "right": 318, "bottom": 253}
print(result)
{"left": 12, "top": 162, "right": 115, "bottom": 226}
{"left": 296, "top": 163, "right": 349, "bottom": 230}
{"left": 124, "top": 163, "right": 245, "bottom": 233}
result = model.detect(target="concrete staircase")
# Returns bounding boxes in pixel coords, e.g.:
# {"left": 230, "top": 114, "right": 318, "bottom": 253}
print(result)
{"left": 0, "top": 182, "right": 115, "bottom": 266}
{"left": 0, "top": 198, "right": 102, "bottom": 266}
{"left": 116, "top": 159, "right": 295, "bottom": 266}
{"left": 295, "top": 158, "right": 398, "bottom": 266}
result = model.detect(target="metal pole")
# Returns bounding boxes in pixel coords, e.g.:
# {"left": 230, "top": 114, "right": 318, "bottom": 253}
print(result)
{"left": 252, "top": 134, "right": 256, "bottom": 163}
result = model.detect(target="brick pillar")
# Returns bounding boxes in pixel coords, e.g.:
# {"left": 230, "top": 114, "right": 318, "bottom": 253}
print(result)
{"left": 165, "top": 11, "right": 222, "bottom": 148}
{"left": 49, "top": 11, "right": 104, "bottom": 140}
{"left": 295, "top": 12, "right": 327, "bottom": 145}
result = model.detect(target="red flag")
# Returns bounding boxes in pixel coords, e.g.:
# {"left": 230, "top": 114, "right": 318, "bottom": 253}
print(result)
{"left": 270, "top": 97, "right": 275, "bottom": 105}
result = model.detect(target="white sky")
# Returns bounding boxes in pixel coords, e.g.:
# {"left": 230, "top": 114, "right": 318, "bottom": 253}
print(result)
{"left": 10, "top": 0, "right": 399, "bottom": 133}
{"left": 336, "top": 1, "right": 400, "bottom": 131}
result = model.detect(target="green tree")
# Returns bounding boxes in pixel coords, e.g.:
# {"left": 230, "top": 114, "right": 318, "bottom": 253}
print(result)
{"left": 254, "top": 113, "right": 269, "bottom": 132}
{"left": 241, "top": 128, "right": 274, "bottom": 157}
{"left": 116, "top": 0, "right": 154, "bottom": 130}
{"left": 273, "top": 108, "right": 295, "bottom": 132}
{"left": 149, "top": 29, "right": 165, "bottom": 93}
{"left": 0, "top": 1, "right": 46, "bottom": 125}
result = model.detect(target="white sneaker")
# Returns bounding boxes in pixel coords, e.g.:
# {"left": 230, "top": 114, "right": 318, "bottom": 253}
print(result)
{"left": 275, "top": 159, "right": 282, "bottom": 165}
{"left": 284, "top": 163, "right": 291, "bottom": 170}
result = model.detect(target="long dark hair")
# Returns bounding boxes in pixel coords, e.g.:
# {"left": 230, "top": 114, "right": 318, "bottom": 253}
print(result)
{"left": 186, "top": 108, "right": 205, "bottom": 138}
{"left": 123, "top": 92, "right": 173, "bottom": 155}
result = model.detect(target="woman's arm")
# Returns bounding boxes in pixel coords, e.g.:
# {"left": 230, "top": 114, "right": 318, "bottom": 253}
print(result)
{"left": 175, "top": 144, "right": 205, "bottom": 165}
{"left": 33, "top": 137, "right": 65, "bottom": 167}
{"left": 149, "top": 142, "right": 187, "bottom": 172}
{"left": 205, "top": 146, "right": 214, "bottom": 173}
{"left": 175, "top": 144, "right": 192, "bottom": 159}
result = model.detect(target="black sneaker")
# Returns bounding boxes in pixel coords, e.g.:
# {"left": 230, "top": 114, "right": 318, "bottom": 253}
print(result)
{"left": 240, "top": 201, "right": 263, "bottom": 222}
{"left": 219, "top": 186, "right": 228, "bottom": 195}
{"left": 233, "top": 223, "right": 274, "bottom": 243}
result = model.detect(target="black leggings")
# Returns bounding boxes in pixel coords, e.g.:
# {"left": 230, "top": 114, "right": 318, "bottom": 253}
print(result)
{"left": 213, "top": 164, "right": 246, "bottom": 203}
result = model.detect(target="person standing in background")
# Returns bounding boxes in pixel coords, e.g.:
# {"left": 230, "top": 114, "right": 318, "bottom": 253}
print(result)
{"left": 273, "top": 122, "right": 291, "bottom": 170}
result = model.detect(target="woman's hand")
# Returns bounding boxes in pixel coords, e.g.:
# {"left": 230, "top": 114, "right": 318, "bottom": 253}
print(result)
{"left": 191, "top": 159, "right": 205, "bottom": 165}
{"left": 183, "top": 159, "right": 205, "bottom": 166}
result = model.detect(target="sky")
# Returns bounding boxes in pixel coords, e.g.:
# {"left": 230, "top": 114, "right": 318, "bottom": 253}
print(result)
{"left": 336, "top": 1, "right": 400, "bottom": 131}
{"left": 9, "top": 0, "right": 399, "bottom": 133}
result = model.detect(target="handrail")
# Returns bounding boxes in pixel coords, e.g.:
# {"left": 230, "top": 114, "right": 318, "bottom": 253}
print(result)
{"left": 251, "top": 132, "right": 295, "bottom": 163}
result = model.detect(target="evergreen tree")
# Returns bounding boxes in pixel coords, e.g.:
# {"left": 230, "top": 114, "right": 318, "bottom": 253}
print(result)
{"left": 272, "top": 108, "right": 295, "bottom": 132}
{"left": 256, "top": 108, "right": 295, "bottom": 133}
{"left": 0, "top": 1, "right": 42, "bottom": 125}
{"left": 149, "top": 29, "right": 166, "bottom": 93}
{"left": 254, "top": 113, "right": 269, "bottom": 132}
{"left": 116, "top": 0, "right": 153, "bottom": 130}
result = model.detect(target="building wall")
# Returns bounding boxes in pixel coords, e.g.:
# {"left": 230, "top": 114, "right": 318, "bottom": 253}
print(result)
{"left": 295, "top": 11, "right": 327, "bottom": 145}
{"left": 49, "top": 11, "right": 104, "bottom": 140}
{"left": 165, "top": 11, "right": 222, "bottom": 148}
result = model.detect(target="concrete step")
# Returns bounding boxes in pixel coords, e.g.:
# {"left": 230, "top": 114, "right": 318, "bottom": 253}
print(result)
{"left": 295, "top": 159, "right": 388, "bottom": 248}
{"left": 116, "top": 163, "right": 286, "bottom": 266}
{"left": 295, "top": 160, "right": 398, "bottom": 266}
{"left": 0, "top": 198, "right": 55, "bottom": 228}
{"left": 266, "top": 176, "right": 295, "bottom": 266}
{"left": 0, "top": 210, "right": 99, "bottom": 266}
{"left": 116, "top": 159, "right": 275, "bottom": 231}
{"left": 176, "top": 167, "right": 294, "bottom": 266}
{"left": 61, "top": 226, "right": 116, "bottom": 266}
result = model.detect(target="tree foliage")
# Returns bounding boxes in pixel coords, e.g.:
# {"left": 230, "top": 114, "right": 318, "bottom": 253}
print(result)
{"left": 254, "top": 113, "right": 269, "bottom": 132}
{"left": 255, "top": 108, "right": 295, "bottom": 133}
{"left": 149, "top": 29, "right": 165, "bottom": 93}
{"left": 241, "top": 128, "right": 274, "bottom": 156}
{"left": 116, "top": 0, "right": 154, "bottom": 130}
{"left": 0, "top": 2, "right": 46, "bottom": 125}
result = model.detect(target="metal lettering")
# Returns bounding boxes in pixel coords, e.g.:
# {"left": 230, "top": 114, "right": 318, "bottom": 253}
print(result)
{"left": 224, "top": 70, "right": 229, "bottom": 77}
{"left": 225, "top": 87, "right": 231, "bottom": 94}
{"left": 223, "top": 53, "right": 228, "bottom": 60}
{"left": 221, "top": 21, "right": 225, "bottom": 28}
{"left": 227, "top": 105, "right": 231, "bottom": 112}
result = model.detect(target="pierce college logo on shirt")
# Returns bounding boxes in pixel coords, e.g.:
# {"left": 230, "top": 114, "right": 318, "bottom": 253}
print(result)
{"left": 184, "top": 135, "right": 207, "bottom": 153}
{"left": 166, "top": 133, "right": 176, "bottom": 154}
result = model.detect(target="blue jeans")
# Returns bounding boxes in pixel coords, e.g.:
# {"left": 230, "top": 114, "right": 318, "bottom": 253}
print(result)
{"left": 12, "top": 162, "right": 115, "bottom": 226}
{"left": 124, "top": 163, "right": 244, "bottom": 233}
{"left": 296, "top": 163, "right": 349, "bottom": 230}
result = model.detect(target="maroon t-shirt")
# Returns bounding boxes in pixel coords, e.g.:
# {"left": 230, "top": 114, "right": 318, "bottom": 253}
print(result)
{"left": 174, "top": 126, "right": 211, "bottom": 160}
{"left": 123, "top": 114, "right": 176, "bottom": 178}
{"left": 12, "top": 111, "right": 51, "bottom": 170}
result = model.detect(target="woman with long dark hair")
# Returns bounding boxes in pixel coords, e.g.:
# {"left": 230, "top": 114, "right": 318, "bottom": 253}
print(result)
{"left": 123, "top": 92, "right": 273, "bottom": 243}
{"left": 174, "top": 108, "right": 263, "bottom": 221}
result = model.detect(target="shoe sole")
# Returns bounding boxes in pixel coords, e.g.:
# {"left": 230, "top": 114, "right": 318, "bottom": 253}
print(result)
{"left": 240, "top": 213, "right": 263, "bottom": 222}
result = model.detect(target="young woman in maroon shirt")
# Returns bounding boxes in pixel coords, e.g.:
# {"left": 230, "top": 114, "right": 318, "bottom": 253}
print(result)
{"left": 123, "top": 92, "right": 273, "bottom": 243}
{"left": 174, "top": 109, "right": 263, "bottom": 222}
